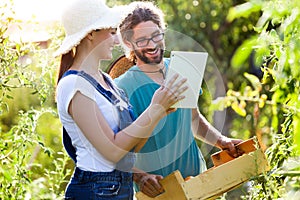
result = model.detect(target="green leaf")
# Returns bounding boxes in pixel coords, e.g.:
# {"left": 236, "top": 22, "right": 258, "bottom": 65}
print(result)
{"left": 293, "top": 115, "right": 300, "bottom": 156}
{"left": 6, "top": 94, "right": 13, "bottom": 99}
{"left": 256, "top": 12, "right": 272, "bottom": 29}
{"left": 244, "top": 72, "right": 262, "bottom": 92}
{"left": 211, "top": 96, "right": 231, "bottom": 111}
{"left": 231, "top": 38, "right": 257, "bottom": 68}
{"left": 231, "top": 101, "right": 247, "bottom": 117}
{"left": 227, "top": 1, "right": 262, "bottom": 22}
{"left": 0, "top": 168, "right": 12, "bottom": 182}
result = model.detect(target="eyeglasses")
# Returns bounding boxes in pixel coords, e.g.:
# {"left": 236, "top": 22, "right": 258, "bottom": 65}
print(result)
{"left": 133, "top": 33, "right": 164, "bottom": 47}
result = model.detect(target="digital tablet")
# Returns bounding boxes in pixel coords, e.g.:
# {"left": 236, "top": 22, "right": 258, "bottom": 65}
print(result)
{"left": 165, "top": 51, "right": 208, "bottom": 108}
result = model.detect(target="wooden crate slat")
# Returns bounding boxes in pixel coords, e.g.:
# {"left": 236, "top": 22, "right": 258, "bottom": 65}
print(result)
{"left": 182, "top": 148, "right": 269, "bottom": 200}
{"left": 136, "top": 138, "right": 269, "bottom": 200}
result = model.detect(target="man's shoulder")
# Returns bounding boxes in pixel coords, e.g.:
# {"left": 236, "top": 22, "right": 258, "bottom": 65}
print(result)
{"left": 114, "top": 66, "right": 137, "bottom": 86}
{"left": 114, "top": 66, "right": 144, "bottom": 95}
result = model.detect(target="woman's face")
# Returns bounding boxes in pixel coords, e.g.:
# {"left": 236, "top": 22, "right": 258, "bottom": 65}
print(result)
{"left": 91, "top": 28, "right": 120, "bottom": 60}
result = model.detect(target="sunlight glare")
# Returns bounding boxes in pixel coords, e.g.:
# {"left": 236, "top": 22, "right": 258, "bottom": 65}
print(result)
{"left": 14, "top": 0, "right": 71, "bottom": 21}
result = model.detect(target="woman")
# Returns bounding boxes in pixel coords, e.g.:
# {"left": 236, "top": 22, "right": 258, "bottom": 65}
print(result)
{"left": 55, "top": 0, "right": 187, "bottom": 199}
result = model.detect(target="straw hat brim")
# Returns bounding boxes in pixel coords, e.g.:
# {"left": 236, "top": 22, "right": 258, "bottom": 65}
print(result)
{"left": 108, "top": 55, "right": 135, "bottom": 79}
{"left": 54, "top": 6, "right": 129, "bottom": 57}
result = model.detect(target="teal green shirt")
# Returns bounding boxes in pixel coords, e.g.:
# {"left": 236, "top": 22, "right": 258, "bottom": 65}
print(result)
{"left": 115, "top": 59, "right": 207, "bottom": 181}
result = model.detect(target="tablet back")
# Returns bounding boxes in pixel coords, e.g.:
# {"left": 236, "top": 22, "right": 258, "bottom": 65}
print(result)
{"left": 166, "top": 51, "right": 208, "bottom": 108}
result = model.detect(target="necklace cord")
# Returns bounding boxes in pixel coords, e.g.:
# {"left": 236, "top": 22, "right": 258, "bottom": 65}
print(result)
{"left": 131, "top": 68, "right": 165, "bottom": 79}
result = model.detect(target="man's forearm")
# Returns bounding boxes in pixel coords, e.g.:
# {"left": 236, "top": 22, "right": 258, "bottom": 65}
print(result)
{"left": 191, "top": 109, "right": 223, "bottom": 148}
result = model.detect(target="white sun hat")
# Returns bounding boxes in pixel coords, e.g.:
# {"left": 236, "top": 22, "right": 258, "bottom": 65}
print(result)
{"left": 54, "top": 0, "right": 130, "bottom": 57}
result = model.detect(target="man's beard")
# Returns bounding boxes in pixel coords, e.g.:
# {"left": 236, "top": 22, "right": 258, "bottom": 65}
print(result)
{"left": 134, "top": 46, "right": 164, "bottom": 65}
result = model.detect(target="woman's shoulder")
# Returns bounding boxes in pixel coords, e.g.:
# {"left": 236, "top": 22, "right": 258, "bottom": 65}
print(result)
{"left": 57, "top": 73, "right": 96, "bottom": 97}
{"left": 57, "top": 74, "right": 76, "bottom": 89}
{"left": 57, "top": 74, "right": 80, "bottom": 90}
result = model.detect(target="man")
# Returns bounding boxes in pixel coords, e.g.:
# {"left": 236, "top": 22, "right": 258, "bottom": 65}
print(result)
{"left": 115, "top": 2, "right": 243, "bottom": 197}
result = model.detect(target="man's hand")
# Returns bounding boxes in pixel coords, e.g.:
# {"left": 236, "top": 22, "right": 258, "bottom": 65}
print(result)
{"left": 217, "top": 136, "right": 244, "bottom": 157}
{"left": 134, "top": 172, "right": 164, "bottom": 197}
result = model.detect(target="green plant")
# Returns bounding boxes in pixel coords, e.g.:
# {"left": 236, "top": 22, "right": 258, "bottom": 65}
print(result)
{"left": 0, "top": 108, "right": 72, "bottom": 200}
{"left": 212, "top": 0, "right": 300, "bottom": 198}
{"left": 0, "top": 1, "right": 71, "bottom": 199}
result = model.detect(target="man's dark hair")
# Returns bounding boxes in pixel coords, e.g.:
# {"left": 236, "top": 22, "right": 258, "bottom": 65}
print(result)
{"left": 119, "top": 2, "right": 166, "bottom": 63}
{"left": 120, "top": 2, "right": 165, "bottom": 43}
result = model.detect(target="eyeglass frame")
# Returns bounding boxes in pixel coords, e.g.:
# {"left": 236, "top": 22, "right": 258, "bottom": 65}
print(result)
{"left": 132, "top": 32, "right": 165, "bottom": 47}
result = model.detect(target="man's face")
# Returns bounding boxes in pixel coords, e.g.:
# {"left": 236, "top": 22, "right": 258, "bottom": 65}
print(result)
{"left": 130, "top": 21, "right": 165, "bottom": 65}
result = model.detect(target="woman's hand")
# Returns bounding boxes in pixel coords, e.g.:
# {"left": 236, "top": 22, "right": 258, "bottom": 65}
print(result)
{"left": 150, "top": 73, "right": 188, "bottom": 116}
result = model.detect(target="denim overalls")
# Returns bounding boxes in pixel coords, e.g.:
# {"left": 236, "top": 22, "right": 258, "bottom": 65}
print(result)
{"left": 62, "top": 70, "right": 136, "bottom": 200}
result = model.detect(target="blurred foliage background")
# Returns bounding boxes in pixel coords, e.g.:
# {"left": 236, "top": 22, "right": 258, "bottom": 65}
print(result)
{"left": 1, "top": 0, "right": 299, "bottom": 199}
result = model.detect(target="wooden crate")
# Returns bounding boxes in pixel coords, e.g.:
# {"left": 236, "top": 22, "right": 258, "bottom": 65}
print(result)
{"left": 135, "top": 138, "right": 270, "bottom": 200}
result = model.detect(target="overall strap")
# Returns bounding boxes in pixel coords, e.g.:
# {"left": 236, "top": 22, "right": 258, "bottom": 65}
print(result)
{"left": 62, "top": 127, "right": 77, "bottom": 162}
{"left": 63, "top": 70, "right": 136, "bottom": 119}
{"left": 61, "top": 70, "right": 135, "bottom": 163}
{"left": 62, "top": 70, "right": 117, "bottom": 104}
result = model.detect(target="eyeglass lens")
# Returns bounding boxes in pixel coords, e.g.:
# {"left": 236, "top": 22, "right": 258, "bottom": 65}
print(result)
{"left": 135, "top": 33, "right": 164, "bottom": 47}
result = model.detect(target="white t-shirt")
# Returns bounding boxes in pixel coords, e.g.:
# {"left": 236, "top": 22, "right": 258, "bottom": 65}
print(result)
{"left": 56, "top": 73, "right": 123, "bottom": 172}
